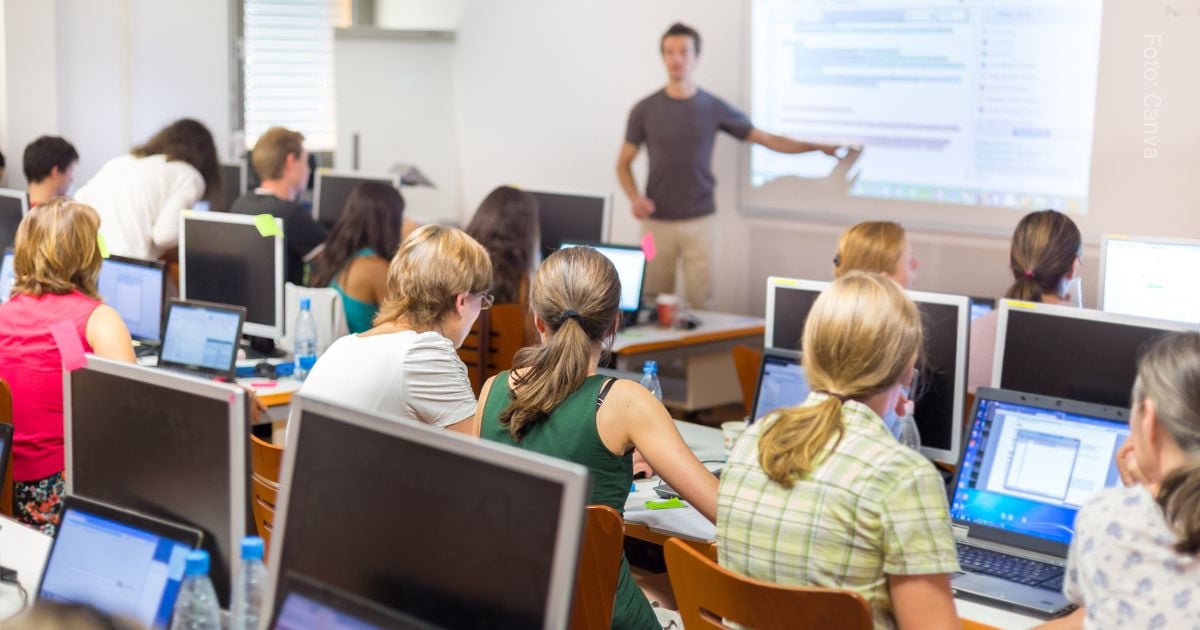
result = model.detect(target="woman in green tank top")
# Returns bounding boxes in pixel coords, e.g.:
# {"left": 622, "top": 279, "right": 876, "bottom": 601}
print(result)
{"left": 473, "top": 247, "right": 718, "bottom": 630}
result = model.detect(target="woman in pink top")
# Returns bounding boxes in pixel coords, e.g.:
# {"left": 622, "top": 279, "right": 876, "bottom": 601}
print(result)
{"left": 0, "top": 197, "right": 135, "bottom": 534}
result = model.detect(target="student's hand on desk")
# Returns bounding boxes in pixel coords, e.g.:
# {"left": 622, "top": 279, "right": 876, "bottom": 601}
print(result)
{"left": 632, "top": 449, "right": 654, "bottom": 479}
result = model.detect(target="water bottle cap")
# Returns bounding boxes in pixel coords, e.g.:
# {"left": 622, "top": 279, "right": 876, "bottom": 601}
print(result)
{"left": 241, "top": 536, "right": 264, "bottom": 560}
{"left": 643, "top": 360, "right": 657, "bottom": 374}
{"left": 300, "top": 298, "right": 312, "bottom": 310}
{"left": 184, "top": 550, "right": 210, "bottom": 576}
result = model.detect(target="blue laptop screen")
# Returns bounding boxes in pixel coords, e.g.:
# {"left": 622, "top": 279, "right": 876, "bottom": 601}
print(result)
{"left": 0, "top": 250, "right": 14, "bottom": 304}
{"left": 951, "top": 398, "right": 1129, "bottom": 545}
{"left": 753, "top": 353, "right": 810, "bottom": 422}
{"left": 98, "top": 258, "right": 164, "bottom": 342}
{"left": 275, "top": 592, "right": 394, "bottom": 630}
{"left": 160, "top": 304, "right": 242, "bottom": 372}
{"left": 40, "top": 508, "right": 192, "bottom": 629}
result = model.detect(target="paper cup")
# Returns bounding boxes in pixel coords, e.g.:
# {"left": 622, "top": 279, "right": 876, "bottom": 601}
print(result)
{"left": 722, "top": 420, "right": 748, "bottom": 461}
{"left": 656, "top": 294, "right": 681, "bottom": 328}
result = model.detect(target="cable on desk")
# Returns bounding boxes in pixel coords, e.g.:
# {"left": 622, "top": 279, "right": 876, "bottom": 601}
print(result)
{"left": 0, "top": 574, "right": 29, "bottom": 622}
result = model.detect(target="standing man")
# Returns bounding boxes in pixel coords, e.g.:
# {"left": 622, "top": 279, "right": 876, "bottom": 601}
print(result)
{"left": 23, "top": 136, "right": 79, "bottom": 208}
{"left": 618, "top": 22, "right": 842, "bottom": 309}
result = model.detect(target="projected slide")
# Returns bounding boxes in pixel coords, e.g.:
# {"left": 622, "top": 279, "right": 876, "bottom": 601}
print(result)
{"left": 750, "top": 0, "right": 1103, "bottom": 213}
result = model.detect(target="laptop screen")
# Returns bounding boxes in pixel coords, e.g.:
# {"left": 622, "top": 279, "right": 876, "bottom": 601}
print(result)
{"left": 0, "top": 249, "right": 13, "bottom": 304}
{"left": 160, "top": 302, "right": 243, "bottom": 373}
{"left": 39, "top": 506, "right": 193, "bottom": 629}
{"left": 951, "top": 394, "right": 1129, "bottom": 546}
{"left": 559, "top": 243, "right": 645, "bottom": 312}
{"left": 274, "top": 575, "right": 437, "bottom": 630}
{"left": 752, "top": 350, "right": 810, "bottom": 422}
{"left": 98, "top": 257, "right": 165, "bottom": 342}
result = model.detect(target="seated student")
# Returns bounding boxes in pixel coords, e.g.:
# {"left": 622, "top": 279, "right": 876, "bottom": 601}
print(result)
{"left": 464, "top": 185, "right": 540, "bottom": 305}
{"left": 833, "top": 221, "right": 919, "bottom": 289}
{"left": 230, "top": 126, "right": 328, "bottom": 286}
{"left": 24, "top": 136, "right": 79, "bottom": 208}
{"left": 74, "top": 119, "right": 221, "bottom": 259}
{"left": 718, "top": 272, "right": 959, "bottom": 630}
{"left": 474, "top": 246, "right": 718, "bottom": 629}
{"left": 967, "top": 209, "right": 1081, "bottom": 393}
{"left": 301, "top": 225, "right": 489, "bottom": 433}
{"left": 0, "top": 198, "right": 135, "bottom": 535}
{"left": 309, "top": 183, "right": 408, "bottom": 333}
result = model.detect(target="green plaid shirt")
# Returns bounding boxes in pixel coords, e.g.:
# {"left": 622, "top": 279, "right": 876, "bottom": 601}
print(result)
{"left": 717, "top": 393, "right": 959, "bottom": 630}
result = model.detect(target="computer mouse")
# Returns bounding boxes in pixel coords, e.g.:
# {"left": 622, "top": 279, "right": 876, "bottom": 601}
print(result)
{"left": 254, "top": 362, "right": 276, "bottom": 378}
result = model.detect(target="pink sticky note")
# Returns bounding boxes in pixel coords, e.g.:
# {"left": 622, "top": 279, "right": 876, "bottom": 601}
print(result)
{"left": 641, "top": 232, "right": 657, "bottom": 262}
{"left": 49, "top": 320, "right": 87, "bottom": 372}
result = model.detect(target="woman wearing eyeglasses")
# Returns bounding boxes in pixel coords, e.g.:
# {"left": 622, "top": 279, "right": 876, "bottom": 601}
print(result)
{"left": 300, "top": 224, "right": 493, "bottom": 434}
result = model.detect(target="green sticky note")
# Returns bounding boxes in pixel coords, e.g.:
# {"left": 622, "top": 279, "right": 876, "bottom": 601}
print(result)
{"left": 645, "top": 497, "right": 687, "bottom": 510}
{"left": 96, "top": 233, "right": 110, "bottom": 259}
{"left": 254, "top": 214, "right": 282, "bottom": 238}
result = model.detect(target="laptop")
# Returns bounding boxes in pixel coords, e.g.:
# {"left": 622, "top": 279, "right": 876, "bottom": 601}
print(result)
{"left": 37, "top": 495, "right": 203, "bottom": 630}
{"left": 949, "top": 387, "right": 1130, "bottom": 617}
{"left": 273, "top": 572, "right": 443, "bottom": 630}
{"left": 157, "top": 299, "right": 246, "bottom": 379}
{"left": 97, "top": 255, "right": 167, "bottom": 358}
{"left": 969, "top": 296, "right": 996, "bottom": 321}
{"left": 0, "top": 248, "right": 14, "bottom": 304}
{"left": 559, "top": 241, "right": 647, "bottom": 327}
{"left": 749, "top": 348, "right": 810, "bottom": 423}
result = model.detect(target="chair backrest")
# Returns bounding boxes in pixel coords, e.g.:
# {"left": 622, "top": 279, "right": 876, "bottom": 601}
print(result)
{"left": 250, "top": 474, "right": 278, "bottom": 559}
{"left": 0, "top": 378, "right": 12, "bottom": 517}
{"left": 458, "top": 304, "right": 528, "bottom": 395}
{"left": 280, "top": 283, "right": 349, "bottom": 355}
{"left": 569, "top": 505, "right": 624, "bottom": 630}
{"left": 732, "top": 345, "right": 763, "bottom": 418}
{"left": 250, "top": 433, "right": 284, "bottom": 484}
{"left": 664, "top": 538, "right": 873, "bottom": 630}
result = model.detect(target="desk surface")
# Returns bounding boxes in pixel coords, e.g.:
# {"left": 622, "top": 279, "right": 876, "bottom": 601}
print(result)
{"left": 0, "top": 517, "right": 52, "bottom": 620}
{"left": 613, "top": 311, "right": 764, "bottom": 355}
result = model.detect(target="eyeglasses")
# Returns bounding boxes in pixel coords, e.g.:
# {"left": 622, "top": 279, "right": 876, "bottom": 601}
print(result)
{"left": 474, "top": 292, "right": 495, "bottom": 310}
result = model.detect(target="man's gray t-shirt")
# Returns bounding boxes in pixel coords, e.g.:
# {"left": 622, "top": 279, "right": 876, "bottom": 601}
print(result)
{"left": 624, "top": 88, "right": 753, "bottom": 221}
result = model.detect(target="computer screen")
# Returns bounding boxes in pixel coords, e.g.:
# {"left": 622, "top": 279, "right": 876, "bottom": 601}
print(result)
{"left": 314, "top": 171, "right": 399, "bottom": 229}
{"left": 273, "top": 573, "right": 436, "bottom": 630}
{"left": 1100, "top": 235, "right": 1200, "bottom": 325}
{"left": 951, "top": 390, "right": 1129, "bottom": 549}
{"left": 39, "top": 499, "right": 198, "bottom": 629}
{"left": 66, "top": 358, "right": 249, "bottom": 607}
{"left": 268, "top": 397, "right": 587, "bottom": 629}
{"left": 765, "top": 278, "right": 823, "bottom": 351}
{"left": 0, "top": 189, "right": 26, "bottom": 253}
{"left": 970, "top": 297, "right": 996, "bottom": 321}
{"left": 97, "top": 256, "right": 166, "bottom": 342}
{"left": 751, "top": 349, "right": 810, "bottom": 422}
{"left": 220, "top": 162, "right": 248, "bottom": 212}
{"left": 559, "top": 242, "right": 645, "bottom": 312}
{"left": 159, "top": 301, "right": 244, "bottom": 375}
{"left": 0, "top": 249, "right": 13, "bottom": 304}
{"left": 528, "top": 189, "right": 610, "bottom": 260}
{"left": 181, "top": 212, "right": 283, "bottom": 339}
{"left": 996, "top": 303, "right": 1187, "bottom": 408}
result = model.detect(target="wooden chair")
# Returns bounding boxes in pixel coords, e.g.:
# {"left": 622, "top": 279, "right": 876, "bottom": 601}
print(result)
{"left": 569, "top": 505, "right": 624, "bottom": 630}
{"left": 0, "top": 378, "right": 13, "bottom": 517}
{"left": 250, "top": 433, "right": 283, "bottom": 484}
{"left": 458, "top": 304, "right": 528, "bottom": 395}
{"left": 250, "top": 474, "right": 278, "bottom": 560}
{"left": 664, "top": 538, "right": 872, "bottom": 630}
{"left": 732, "top": 345, "right": 763, "bottom": 418}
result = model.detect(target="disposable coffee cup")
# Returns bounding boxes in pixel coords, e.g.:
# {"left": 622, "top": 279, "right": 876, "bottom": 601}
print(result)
{"left": 656, "top": 294, "right": 681, "bottom": 328}
{"left": 722, "top": 420, "right": 748, "bottom": 461}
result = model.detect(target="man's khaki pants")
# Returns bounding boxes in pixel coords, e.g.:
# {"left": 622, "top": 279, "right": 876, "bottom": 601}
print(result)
{"left": 641, "top": 214, "right": 714, "bottom": 310}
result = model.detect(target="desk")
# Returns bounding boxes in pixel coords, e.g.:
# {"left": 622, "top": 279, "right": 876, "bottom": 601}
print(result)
{"left": 0, "top": 516, "right": 52, "bottom": 620}
{"left": 613, "top": 311, "right": 764, "bottom": 412}
{"left": 624, "top": 420, "right": 1044, "bottom": 629}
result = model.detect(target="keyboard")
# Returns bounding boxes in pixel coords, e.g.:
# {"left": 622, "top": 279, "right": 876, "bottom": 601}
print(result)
{"left": 957, "top": 544, "right": 1064, "bottom": 589}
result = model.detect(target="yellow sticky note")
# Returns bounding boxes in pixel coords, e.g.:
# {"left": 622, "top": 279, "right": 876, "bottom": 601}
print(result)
{"left": 254, "top": 214, "right": 282, "bottom": 238}
{"left": 96, "top": 233, "right": 110, "bottom": 259}
{"left": 1005, "top": 300, "right": 1038, "bottom": 310}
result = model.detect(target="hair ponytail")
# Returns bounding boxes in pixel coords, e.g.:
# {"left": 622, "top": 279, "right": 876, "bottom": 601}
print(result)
{"left": 760, "top": 396, "right": 845, "bottom": 486}
{"left": 1157, "top": 460, "right": 1200, "bottom": 554}
{"left": 1004, "top": 210, "right": 1081, "bottom": 302}
{"left": 501, "top": 317, "right": 594, "bottom": 440}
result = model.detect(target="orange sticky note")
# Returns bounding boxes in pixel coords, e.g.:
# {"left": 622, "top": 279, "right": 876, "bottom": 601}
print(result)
{"left": 49, "top": 320, "right": 87, "bottom": 372}
{"left": 641, "top": 232, "right": 657, "bottom": 262}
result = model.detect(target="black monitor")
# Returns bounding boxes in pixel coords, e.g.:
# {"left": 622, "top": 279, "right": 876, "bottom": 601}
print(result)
{"left": 97, "top": 255, "right": 166, "bottom": 343}
{"left": 313, "top": 170, "right": 400, "bottom": 230}
{"left": 0, "top": 188, "right": 28, "bottom": 253}
{"left": 219, "top": 161, "right": 248, "bottom": 212}
{"left": 994, "top": 301, "right": 1190, "bottom": 408}
{"left": 65, "top": 357, "right": 251, "bottom": 607}
{"left": 180, "top": 211, "right": 284, "bottom": 340}
{"left": 266, "top": 395, "right": 589, "bottom": 629}
{"left": 527, "top": 189, "right": 611, "bottom": 260}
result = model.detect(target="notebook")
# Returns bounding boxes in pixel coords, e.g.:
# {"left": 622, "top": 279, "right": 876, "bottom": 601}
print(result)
{"left": 157, "top": 299, "right": 246, "bottom": 379}
{"left": 749, "top": 348, "right": 809, "bottom": 423}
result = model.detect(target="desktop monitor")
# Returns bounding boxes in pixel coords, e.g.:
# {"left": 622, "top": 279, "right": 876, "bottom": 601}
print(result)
{"left": 993, "top": 300, "right": 1191, "bottom": 409}
{"left": 220, "top": 161, "right": 249, "bottom": 212}
{"left": 527, "top": 188, "right": 612, "bottom": 260}
{"left": 559, "top": 241, "right": 646, "bottom": 315}
{"left": 180, "top": 211, "right": 284, "bottom": 339}
{"left": 1099, "top": 234, "right": 1200, "bottom": 325}
{"left": 313, "top": 170, "right": 401, "bottom": 230}
{"left": 764, "top": 276, "right": 823, "bottom": 351}
{"left": 0, "top": 248, "right": 14, "bottom": 304}
{"left": 0, "top": 188, "right": 29, "bottom": 253}
{"left": 266, "top": 395, "right": 589, "bottom": 629}
{"left": 97, "top": 255, "right": 166, "bottom": 343}
{"left": 65, "top": 357, "right": 250, "bottom": 607}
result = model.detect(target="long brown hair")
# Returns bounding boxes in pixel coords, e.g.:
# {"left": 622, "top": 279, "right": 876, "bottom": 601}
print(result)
{"left": 310, "top": 182, "right": 405, "bottom": 288}
{"left": 12, "top": 197, "right": 103, "bottom": 298}
{"left": 373, "top": 224, "right": 491, "bottom": 329}
{"left": 500, "top": 246, "right": 621, "bottom": 440}
{"left": 132, "top": 118, "right": 221, "bottom": 207}
{"left": 833, "top": 221, "right": 907, "bottom": 278}
{"left": 1132, "top": 331, "right": 1200, "bottom": 554}
{"left": 1004, "top": 210, "right": 1081, "bottom": 302}
{"left": 758, "top": 272, "right": 923, "bottom": 486}
{"left": 465, "top": 186, "right": 539, "bottom": 305}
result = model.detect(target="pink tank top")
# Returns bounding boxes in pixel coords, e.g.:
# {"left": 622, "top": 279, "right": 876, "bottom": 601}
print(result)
{"left": 0, "top": 291, "right": 99, "bottom": 481}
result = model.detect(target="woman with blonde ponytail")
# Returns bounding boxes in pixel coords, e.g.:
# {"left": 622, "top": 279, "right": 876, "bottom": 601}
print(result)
{"left": 717, "top": 272, "right": 960, "bottom": 630}
{"left": 474, "top": 246, "right": 717, "bottom": 630}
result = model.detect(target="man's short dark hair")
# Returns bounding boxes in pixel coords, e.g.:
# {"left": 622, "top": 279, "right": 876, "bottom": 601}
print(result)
{"left": 23, "top": 136, "right": 79, "bottom": 183}
{"left": 661, "top": 22, "right": 701, "bottom": 55}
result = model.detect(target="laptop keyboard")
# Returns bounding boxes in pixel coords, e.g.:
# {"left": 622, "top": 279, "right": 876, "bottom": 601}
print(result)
{"left": 957, "top": 544, "right": 1064, "bottom": 589}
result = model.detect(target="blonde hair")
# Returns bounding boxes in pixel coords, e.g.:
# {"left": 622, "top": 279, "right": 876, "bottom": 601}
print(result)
{"left": 501, "top": 246, "right": 621, "bottom": 440}
{"left": 759, "top": 272, "right": 923, "bottom": 486}
{"left": 11, "top": 197, "right": 103, "bottom": 298}
{"left": 251, "top": 127, "right": 305, "bottom": 181}
{"left": 833, "top": 221, "right": 907, "bottom": 278}
{"left": 374, "top": 224, "right": 491, "bottom": 329}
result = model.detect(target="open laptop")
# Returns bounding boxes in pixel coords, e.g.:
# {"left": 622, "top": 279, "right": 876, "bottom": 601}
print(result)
{"left": 560, "top": 241, "right": 647, "bottom": 327}
{"left": 0, "top": 248, "right": 14, "bottom": 304}
{"left": 273, "top": 572, "right": 443, "bottom": 630}
{"left": 37, "top": 495, "right": 203, "bottom": 630}
{"left": 949, "top": 387, "right": 1130, "bottom": 617}
{"left": 749, "top": 348, "right": 809, "bottom": 423}
{"left": 157, "top": 299, "right": 246, "bottom": 379}
{"left": 97, "top": 255, "right": 167, "bottom": 358}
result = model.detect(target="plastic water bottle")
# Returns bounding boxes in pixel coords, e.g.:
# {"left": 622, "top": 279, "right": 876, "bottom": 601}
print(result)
{"left": 170, "top": 550, "right": 221, "bottom": 630}
{"left": 294, "top": 298, "right": 318, "bottom": 381}
{"left": 896, "top": 413, "right": 922, "bottom": 451}
{"left": 639, "top": 360, "right": 663, "bottom": 401}
{"left": 232, "top": 537, "right": 266, "bottom": 630}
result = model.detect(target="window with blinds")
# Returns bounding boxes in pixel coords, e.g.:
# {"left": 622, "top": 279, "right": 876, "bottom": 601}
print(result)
{"left": 242, "top": 0, "right": 339, "bottom": 150}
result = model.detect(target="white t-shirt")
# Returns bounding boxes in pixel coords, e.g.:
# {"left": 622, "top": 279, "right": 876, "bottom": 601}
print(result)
{"left": 1065, "top": 484, "right": 1200, "bottom": 628}
{"left": 75, "top": 154, "right": 205, "bottom": 259}
{"left": 299, "top": 330, "right": 477, "bottom": 429}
